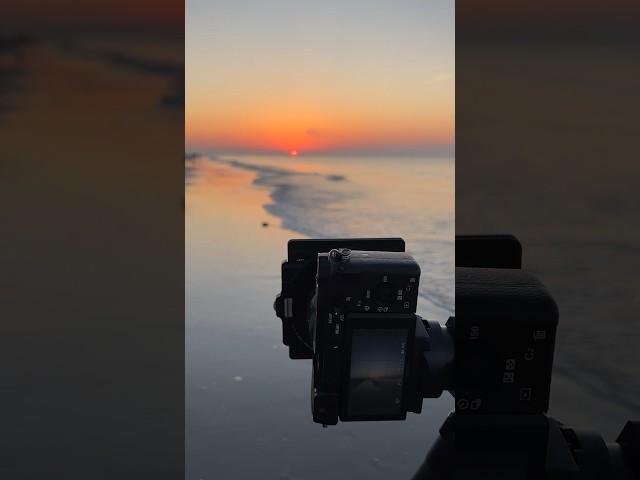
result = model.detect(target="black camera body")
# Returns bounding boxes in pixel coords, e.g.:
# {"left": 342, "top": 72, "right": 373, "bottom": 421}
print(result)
{"left": 275, "top": 236, "right": 640, "bottom": 479}
{"left": 455, "top": 235, "right": 558, "bottom": 416}
{"left": 455, "top": 267, "right": 558, "bottom": 416}
{"left": 275, "top": 238, "right": 408, "bottom": 360}
{"left": 313, "top": 247, "right": 420, "bottom": 425}
{"left": 275, "top": 236, "right": 559, "bottom": 425}
{"left": 274, "top": 238, "right": 422, "bottom": 425}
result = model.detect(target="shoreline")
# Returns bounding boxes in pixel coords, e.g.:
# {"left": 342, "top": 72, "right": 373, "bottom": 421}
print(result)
{"left": 186, "top": 159, "right": 451, "bottom": 480}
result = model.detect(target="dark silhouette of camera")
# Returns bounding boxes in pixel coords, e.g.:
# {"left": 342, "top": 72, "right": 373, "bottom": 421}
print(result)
{"left": 275, "top": 238, "right": 424, "bottom": 425}
{"left": 274, "top": 236, "right": 639, "bottom": 478}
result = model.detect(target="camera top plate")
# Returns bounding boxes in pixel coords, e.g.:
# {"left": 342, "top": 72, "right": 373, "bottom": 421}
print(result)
{"left": 287, "top": 238, "right": 405, "bottom": 262}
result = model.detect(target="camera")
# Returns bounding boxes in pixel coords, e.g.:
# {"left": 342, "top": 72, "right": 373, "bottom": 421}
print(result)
{"left": 274, "top": 236, "right": 640, "bottom": 478}
{"left": 274, "top": 236, "right": 557, "bottom": 426}
{"left": 273, "top": 238, "right": 450, "bottom": 426}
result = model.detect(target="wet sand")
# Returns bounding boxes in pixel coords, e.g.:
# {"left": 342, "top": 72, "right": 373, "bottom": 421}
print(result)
{"left": 186, "top": 159, "right": 452, "bottom": 480}
{"left": 1, "top": 36, "right": 184, "bottom": 477}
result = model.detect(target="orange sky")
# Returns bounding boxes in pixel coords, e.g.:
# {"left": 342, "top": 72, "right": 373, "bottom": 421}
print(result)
{"left": 186, "top": 1, "right": 454, "bottom": 155}
{"left": 186, "top": 80, "right": 454, "bottom": 154}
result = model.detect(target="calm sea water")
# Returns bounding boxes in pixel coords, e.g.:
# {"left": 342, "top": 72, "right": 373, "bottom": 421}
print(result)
{"left": 197, "top": 153, "right": 454, "bottom": 318}
{"left": 186, "top": 153, "right": 454, "bottom": 480}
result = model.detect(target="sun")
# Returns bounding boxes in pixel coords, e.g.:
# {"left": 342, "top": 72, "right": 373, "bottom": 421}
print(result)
{"left": 290, "top": 149, "right": 298, "bottom": 157}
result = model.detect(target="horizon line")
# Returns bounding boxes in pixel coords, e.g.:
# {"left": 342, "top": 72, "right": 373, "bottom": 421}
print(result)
{"left": 184, "top": 145, "right": 455, "bottom": 158}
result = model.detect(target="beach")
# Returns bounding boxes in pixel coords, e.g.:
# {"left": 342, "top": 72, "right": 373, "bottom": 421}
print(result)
{"left": 185, "top": 154, "right": 454, "bottom": 479}
{"left": 1, "top": 36, "right": 185, "bottom": 476}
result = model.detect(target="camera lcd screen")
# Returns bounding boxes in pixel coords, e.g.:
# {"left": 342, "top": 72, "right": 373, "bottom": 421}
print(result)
{"left": 347, "top": 328, "right": 409, "bottom": 418}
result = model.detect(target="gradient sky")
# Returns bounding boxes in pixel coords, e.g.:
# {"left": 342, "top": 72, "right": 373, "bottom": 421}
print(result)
{"left": 186, "top": 0, "right": 453, "bottom": 154}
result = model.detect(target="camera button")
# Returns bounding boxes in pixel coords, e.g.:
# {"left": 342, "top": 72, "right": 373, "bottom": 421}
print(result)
{"left": 519, "top": 387, "right": 532, "bottom": 401}
{"left": 374, "top": 283, "right": 394, "bottom": 304}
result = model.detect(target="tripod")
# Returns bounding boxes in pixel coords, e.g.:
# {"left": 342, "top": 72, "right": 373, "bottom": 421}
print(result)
{"left": 412, "top": 413, "right": 639, "bottom": 479}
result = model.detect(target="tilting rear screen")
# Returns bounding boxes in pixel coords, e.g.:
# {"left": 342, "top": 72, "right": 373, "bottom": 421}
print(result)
{"left": 347, "top": 329, "right": 409, "bottom": 418}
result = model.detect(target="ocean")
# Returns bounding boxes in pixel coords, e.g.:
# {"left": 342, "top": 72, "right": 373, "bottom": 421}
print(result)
{"left": 188, "top": 153, "right": 454, "bottom": 318}
{"left": 186, "top": 152, "right": 454, "bottom": 479}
